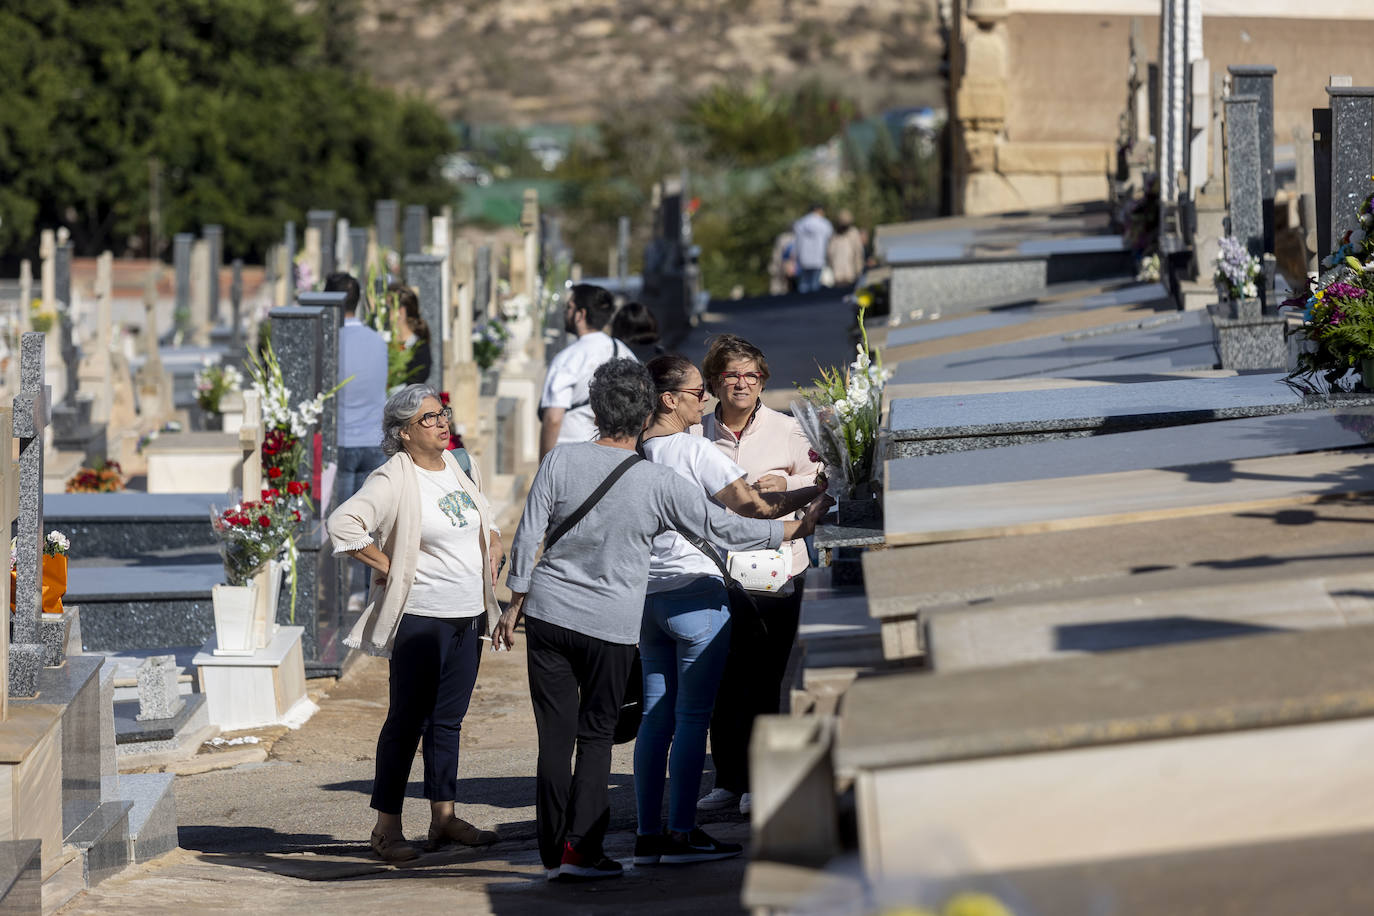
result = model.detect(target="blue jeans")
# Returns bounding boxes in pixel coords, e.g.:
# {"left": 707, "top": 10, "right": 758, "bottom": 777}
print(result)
{"left": 336, "top": 445, "right": 387, "bottom": 596}
{"left": 634, "top": 577, "right": 732, "bottom": 835}
{"left": 797, "top": 267, "right": 823, "bottom": 294}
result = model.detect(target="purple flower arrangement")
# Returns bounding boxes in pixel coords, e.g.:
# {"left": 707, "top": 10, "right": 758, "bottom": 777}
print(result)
{"left": 1213, "top": 236, "right": 1260, "bottom": 300}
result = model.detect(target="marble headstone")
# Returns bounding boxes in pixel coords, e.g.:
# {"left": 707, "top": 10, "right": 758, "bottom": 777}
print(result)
{"left": 348, "top": 227, "right": 368, "bottom": 275}
{"left": 173, "top": 233, "right": 193, "bottom": 324}
{"left": 1325, "top": 85, "right": 1374, "bottom": 254}
{"left": 404, "top": 254, "right": 444, "bottom": 391}
{"left": 1224, "top": 96, "right": 1263, "bottom": 260}
{"left": 9, "top": 334, "right": 46, "bottom": 697}
{"left": 135, "top": 655, "right": 184, "bottom": 722}
{"left": 403, "top": 205, "right": 426, "bottom": 258}
{"left": 307, "top": 210, "right": 336, "bottom": 279}
{"left": 203, "top": 224, "right": 223, "bottom": 325}
{"left": 375, "top": 199, "right": 398, "bottom": 252}
{"left": 295, "top": 292, "right": 346, "bottom": 468}
{"left": 1228, "top": 67, "right": 1275, "bottom": 255}
{"left": 283, "top": 221, "right": 297, "bottom": 280}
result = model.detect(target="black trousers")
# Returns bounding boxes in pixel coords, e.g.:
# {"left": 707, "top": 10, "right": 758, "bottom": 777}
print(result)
{"left": 708, "top": 573, "right": 805, "bottom": 794}
{"left": 371, "top": 613, "right": 483, "bottom": 814}
{"left": 526, "top": 616, "right": 637, "bottom": 870}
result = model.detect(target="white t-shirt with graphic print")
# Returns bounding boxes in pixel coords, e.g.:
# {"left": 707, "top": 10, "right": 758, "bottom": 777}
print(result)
{"left": 405, "top": 464, "right": 485, "bottom": 618}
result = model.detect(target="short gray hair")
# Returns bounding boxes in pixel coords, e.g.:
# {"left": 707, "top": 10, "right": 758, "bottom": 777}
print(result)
{"left": 381, "top": 384, "right": 441, "bottom": 457}
{"left": 590, "top": 358, "right": 655, "bottom": 439}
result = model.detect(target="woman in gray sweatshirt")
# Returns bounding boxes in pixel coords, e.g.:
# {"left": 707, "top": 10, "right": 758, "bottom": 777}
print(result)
{"left": 495, "top": 358, "right": 829, "bottom": 881}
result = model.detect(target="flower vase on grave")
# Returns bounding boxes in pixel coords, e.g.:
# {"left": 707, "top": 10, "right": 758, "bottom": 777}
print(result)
{"left": 1361, "top": 358, "right": 1374, "bottom": 393}
{"left": 251, "top": 558, "right": 284, "bottom": 649}
{"left": 212, "top": 581, "right": 259, "bottom": 657}
{"left": 836, "top": 480, "right": 884, "bottom": 530}
{"left": 41, "top": 554, "right": 67, "bottom": 615}
{"left": 1215, "top": 292, "right": 1262, "bottom": 321}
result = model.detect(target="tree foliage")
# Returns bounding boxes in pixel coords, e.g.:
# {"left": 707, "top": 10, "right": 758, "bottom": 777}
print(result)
{"left": 0, "top": 0, "right": 457, "bottom": 259}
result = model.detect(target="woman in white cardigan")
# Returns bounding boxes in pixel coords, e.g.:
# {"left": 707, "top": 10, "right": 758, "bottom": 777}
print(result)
{"left": 327, "top": 384, "right": 504, "bottom": 863}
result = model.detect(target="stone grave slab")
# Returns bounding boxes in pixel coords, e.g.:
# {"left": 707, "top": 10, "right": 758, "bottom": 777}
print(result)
{"left": 888, "top": 373, "right": 1374, "bottom": 457}
{"left": 887, "top": 449, "right": 1374, "bottom": 546}
{"left": 890, "top": 309, "right": 1216, "bottom": 384}
{"left": 884, "top": 280, "right": 1167, "bottom": 348}
{"left": 837, "top": 626, "right": 1374, "bottom": 878}
{"left": 924, "top": 570, "right": 1374, "bottom": 673}
{"left": 12, "top": 657, "right": 104, "bottom": 836}
{"left": 68, "top": 564, "right": 222, "bottom": 652}
{"left": 889, "top": 407, "right": 1374, "bottom": 494}
{"left": 143, "top": 432, "right": 241, "bottom": 494}
{"left": 45, "top": 493, "right": 221, "bottom": 554}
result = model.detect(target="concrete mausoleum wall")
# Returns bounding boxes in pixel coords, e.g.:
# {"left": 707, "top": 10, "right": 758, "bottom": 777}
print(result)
{"left": 950, "top": 0, "right": 1374, "bottom": 215}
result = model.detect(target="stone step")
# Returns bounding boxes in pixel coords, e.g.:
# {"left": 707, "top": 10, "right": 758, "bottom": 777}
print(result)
{"left": 64, "top": 801, "right": 131, "bottom": 889}
{"left": 117, "top": 773, "right": 178, "bottom": 864}
{"left": 0, "top": 840, "right": 41, "bottom": 915}
{"left": 44, "top": 492, "right": 221, "bottom": 555}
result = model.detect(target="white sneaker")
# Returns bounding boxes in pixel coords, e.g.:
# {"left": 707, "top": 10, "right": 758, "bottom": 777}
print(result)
{"left": 738, "top": 793, "right": 752, "bottom": 817}
{"left": 696, "top": 788, "right": 741, "bottom": 812}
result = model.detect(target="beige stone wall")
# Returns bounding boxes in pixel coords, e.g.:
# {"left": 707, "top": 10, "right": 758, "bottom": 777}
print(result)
{"left": 953, "top": 10, "right": 1374, "bottom": 215}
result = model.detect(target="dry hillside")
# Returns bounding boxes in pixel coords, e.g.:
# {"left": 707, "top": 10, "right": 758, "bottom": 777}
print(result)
{"left": 353, "top": 0, "right": 945, "bottom": 125}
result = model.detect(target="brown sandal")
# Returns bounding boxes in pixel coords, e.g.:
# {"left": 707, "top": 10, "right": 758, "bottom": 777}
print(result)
{"left": 370, "top": 829, "right": 420, "bottom": 862}
{"left": 427, "top": 817, "right": 499, "bottom": 850}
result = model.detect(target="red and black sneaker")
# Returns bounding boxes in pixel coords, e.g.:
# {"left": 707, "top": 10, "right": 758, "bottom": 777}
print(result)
{"left": 558, "top": 841, "right": 625, "bottom": 881}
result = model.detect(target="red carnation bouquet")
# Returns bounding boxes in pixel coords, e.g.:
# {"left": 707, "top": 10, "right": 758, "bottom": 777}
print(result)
{"left": 210, "top": 483, "right": 311, "bottom": 587}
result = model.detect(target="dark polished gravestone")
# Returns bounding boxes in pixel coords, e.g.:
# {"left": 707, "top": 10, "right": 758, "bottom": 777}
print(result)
{"left": 887, "top": 373, "right": 1374, "bottom": 457}
{"left": 44, "top": 493, "right": 221, "bottom": 554}
{"left": 888, "top": 405, "right": 1374, "bottom": 493}
{"left": 890, "top": 308, "right": 1218, "bottom": 385}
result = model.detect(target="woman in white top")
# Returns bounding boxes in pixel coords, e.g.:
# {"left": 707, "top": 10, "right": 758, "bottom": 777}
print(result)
{"left": 631, "top": 355, "right": 826, "bottom": 866}
{"left": 327, "top": 384, "right": 502, "bottom": 863}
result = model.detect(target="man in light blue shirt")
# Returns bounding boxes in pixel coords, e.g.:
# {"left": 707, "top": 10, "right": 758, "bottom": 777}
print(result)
{"left": 328, "top": 272, "right": 388, "bottom": 607}
{"left": 791, "top": 204, "right": 833, "bottom": 294}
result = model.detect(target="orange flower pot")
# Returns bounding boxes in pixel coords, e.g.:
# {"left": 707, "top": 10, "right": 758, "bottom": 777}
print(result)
{"left": 42, "top": 554, "right": 67, "bottom": 615}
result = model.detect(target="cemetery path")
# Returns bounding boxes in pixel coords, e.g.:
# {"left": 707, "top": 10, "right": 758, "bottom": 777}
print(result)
{"left": 59, "top": 642, "right": 751, "bottom": 915}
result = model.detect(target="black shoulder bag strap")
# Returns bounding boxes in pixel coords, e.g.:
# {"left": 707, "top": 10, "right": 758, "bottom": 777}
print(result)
{"left": 544, "top": 453, "right": 642, "bottom": 551}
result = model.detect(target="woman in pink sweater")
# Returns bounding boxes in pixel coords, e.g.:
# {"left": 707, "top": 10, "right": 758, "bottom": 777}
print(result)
{"left": 696, "top": 334, "right": 821, "bottom": 818}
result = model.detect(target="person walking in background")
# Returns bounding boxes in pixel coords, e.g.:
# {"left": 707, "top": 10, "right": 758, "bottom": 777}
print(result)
{"left": 538, "top": 284, "right": 632, "bottom": 459}
{"left": 327, "top": 384, "right": 504, "bottom": 863}
{"left": 828, "top": 209, "right": 866, "bottom": 288}
{"left": 791, "top": 204, "right": 833, "bottom": 294}
{"left": 696, "top": 334, "right": 822, "bottom": 818}
{"left": 496, "top": 359, "right": 830, "bottom": 882}
{"left": 633, "top": 355, "right": 827, "bottom": 867}
{"left": 391, "top": 283, "right": 433, "bottom": 386}
{"left": 328, "top": 272, "right": 389, "bottom": 614}
{"left": 767, "top": 230, "right": 798, "bottom": 296}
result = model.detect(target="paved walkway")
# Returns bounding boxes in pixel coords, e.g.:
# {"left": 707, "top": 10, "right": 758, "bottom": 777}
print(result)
{"left": 60, "top": 642, "right": 751, "bottom": 915}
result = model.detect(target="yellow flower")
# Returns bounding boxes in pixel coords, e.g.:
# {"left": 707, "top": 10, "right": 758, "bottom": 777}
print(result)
{"left": 943, "top": 892, "right": 1014, "bottom": 916}
{"left": 856, "top": 291, "right": 874, "bottom": 311}
{"left": 1315, "top": 290, "right": 1325, "bottom": 300}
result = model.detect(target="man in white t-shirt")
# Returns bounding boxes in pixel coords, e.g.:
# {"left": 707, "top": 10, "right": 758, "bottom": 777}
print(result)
{"left": 539, "top": 284, "right": 635, "bottom": 458}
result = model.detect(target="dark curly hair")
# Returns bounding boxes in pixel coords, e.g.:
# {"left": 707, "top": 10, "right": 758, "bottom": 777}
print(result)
{"left": 589, "top": 358, "right": 655, "bottom": 439}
